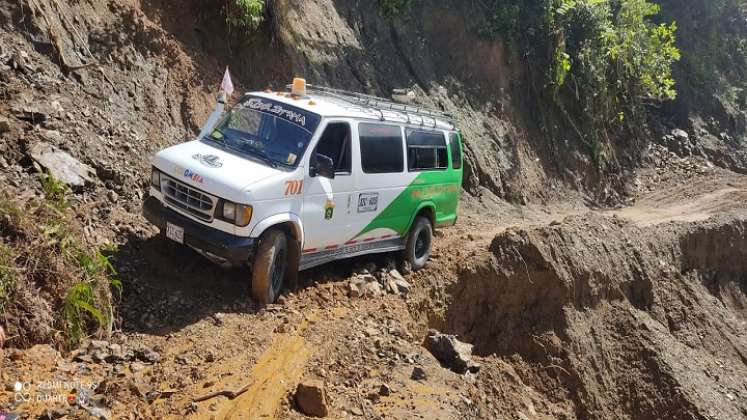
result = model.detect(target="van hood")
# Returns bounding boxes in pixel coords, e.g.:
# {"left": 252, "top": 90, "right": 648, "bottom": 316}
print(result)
{"left": 151, "top": 140, "right": 284, "bottom": 203}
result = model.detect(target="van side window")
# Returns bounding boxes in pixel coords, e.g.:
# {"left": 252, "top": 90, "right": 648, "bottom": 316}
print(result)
{"left": 313, "top": 122, "right": 351, "bottom": 174}
{"left": 359, "top": 123, "right": 404, "bottom": 174}
{"left": 406, "top": 130, "right": 448, "bottom": 171}
{"left": 449, "top": 132, "right": 462, "bottom": 170}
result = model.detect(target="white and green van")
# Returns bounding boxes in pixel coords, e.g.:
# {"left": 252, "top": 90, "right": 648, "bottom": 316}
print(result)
{"left": 143, "top": 80, "right": 463, "bottom": 303}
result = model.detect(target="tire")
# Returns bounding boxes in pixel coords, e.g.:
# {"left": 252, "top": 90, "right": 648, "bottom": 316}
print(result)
{"left": 251, "top": 229, "right": 288, "bottom": 304}
{"left": 405, "top": 216, "right": 433, "bottom": 271}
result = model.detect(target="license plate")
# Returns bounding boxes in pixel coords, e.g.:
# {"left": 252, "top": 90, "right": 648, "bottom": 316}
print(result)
{"left": 165, "top": 222, "right": 184, "bottom": 244}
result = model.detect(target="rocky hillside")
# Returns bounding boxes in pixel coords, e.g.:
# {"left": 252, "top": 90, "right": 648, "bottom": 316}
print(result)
{"left": 0, "top": 0, "right": 746, "bottom": 419}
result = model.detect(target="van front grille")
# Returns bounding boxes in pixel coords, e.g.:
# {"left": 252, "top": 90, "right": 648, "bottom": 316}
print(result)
{"left": 161, "top": 176, "right": 216, "bottom": 221}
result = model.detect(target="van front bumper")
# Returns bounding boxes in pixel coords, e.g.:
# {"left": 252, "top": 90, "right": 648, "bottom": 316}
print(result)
{"left": 142, "top": 196, "right": 256, "bottom": 266}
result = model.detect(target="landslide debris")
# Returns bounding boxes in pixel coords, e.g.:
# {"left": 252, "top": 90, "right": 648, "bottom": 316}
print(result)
{"left": 439, "top": 213, "right": 747, "bottom": 419}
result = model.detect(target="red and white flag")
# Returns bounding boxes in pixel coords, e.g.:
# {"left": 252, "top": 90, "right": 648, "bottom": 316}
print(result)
{"left": 220, "top": 67, "right": 234, "bottom": 97}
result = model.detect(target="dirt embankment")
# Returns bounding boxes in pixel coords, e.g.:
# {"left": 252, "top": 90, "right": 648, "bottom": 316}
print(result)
{"left": 435, "top": 212, "right": 747, "bottom": 419}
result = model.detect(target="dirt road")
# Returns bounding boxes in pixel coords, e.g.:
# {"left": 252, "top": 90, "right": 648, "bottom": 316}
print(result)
{"left": 2, "top": 169, "right": 745, "bottom": 419}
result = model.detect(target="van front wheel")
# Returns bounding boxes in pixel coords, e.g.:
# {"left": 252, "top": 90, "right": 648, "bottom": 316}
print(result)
{"left": 405, "top": 216, "right": 433, "bottom": 271}
{"left": 251, "top": 229, "right": 287, "bottom": 304}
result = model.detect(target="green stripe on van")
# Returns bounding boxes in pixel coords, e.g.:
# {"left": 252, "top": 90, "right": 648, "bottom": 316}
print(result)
{"left": 354, "top": 170, "right": 461, "bottom": 239}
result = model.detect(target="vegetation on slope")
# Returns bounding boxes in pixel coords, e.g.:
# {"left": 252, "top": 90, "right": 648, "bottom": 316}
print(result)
{"left": 481, "top": 0, "right": 680, "bottom": 163}
{"left": 224, "top": 0, "right": 266, "bottom": 32}
{"left": 380, "top": 0, "right": 412, "bottom": 17}
{"left": 0, "top": 174, "right": 120, "bottom": 348}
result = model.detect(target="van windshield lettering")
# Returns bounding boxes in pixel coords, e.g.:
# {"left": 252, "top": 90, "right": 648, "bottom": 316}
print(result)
{"left": 204, "top": 96, "right": 321, "bottom": 168}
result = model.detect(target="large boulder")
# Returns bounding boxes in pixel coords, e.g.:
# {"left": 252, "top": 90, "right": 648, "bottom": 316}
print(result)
{"left": 29, "top": 142, "right": 95, "bottom": 189}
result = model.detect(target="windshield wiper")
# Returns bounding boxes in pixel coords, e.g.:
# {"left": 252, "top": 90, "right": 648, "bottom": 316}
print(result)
{"left": 245, "top": 147, "right": 278, "bottom": 168}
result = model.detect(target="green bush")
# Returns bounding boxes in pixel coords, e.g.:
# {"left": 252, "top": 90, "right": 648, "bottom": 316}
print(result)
{"left": 549, "top": 0, "right": 680, "bottom": 161}
{"left": 478, "top": 3, "right": 522, "bottom": 44}
{"left": 380, "top": 0, "right": 412, "bottom": 17}
{"left": 480, "top": 0, "right": 680, "bottom": 163}
{"left": 40, "top": 170, "right": 70, "bottom": 211}
{"left": 224, "top": 0, "right": 265, "bottom": 32}
{"left": 0, "top": 174, "right": 120, "bottom": 348}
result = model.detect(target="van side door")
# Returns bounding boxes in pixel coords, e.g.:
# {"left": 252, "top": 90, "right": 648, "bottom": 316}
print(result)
{"left": 350, "top": 122, "right": 419, "bottom": 242}
{"left": 301, "top": 120, "right": 357, "bottom": 253}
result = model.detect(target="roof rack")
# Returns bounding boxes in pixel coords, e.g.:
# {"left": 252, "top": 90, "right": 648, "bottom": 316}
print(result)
{"left": 285, "top": 84, "right": 454, "bottom": 128}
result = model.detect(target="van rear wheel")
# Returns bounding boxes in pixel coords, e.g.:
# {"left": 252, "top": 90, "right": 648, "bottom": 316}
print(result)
{"left": 405, "top": 216, "right": 433, "bottom": 271}
{"left": 251, "top": 229, "right": 287, "bottom": 304}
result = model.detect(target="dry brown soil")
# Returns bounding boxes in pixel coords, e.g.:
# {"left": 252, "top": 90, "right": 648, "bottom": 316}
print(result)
{"left": 2, "top": 168, "right": 745, "bottom": 419}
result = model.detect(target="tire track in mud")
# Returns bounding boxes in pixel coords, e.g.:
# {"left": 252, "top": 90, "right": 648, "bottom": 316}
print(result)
{"left": 205, "top": 308, "right": 349, "bottom": 419}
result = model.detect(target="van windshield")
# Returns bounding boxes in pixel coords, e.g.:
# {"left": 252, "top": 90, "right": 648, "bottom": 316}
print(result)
{"left": 203, "top": 96, "right": 321, "bottom": 168}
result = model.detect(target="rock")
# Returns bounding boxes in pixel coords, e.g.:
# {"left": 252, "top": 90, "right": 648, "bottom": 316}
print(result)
{"left": 88, "top": 339, "right": 109, "bottom": 351}
{"left": 348, "top": 281, "right": 365, "bottom": 298}
{"left": 388, "top": 269, "right": 405, "bottom": 282}
{"left": 378, "top": 383, "right": 392, "bottom": 396}
{"left": 39, "top": 408, "right": 70, "bottom": 419}
{"left": 0, "top": 117, "right": 10, "bottom": 133}
{"left": 134, "top": 347, "right": 161, "bottom": 363}
{"left": 359, "top": 273, "right": 377, "bottom": 283}
{"left": 671, "top": 128, "right": 689, "bottom": 141}
{"left": 411, "top": 366, "right": 427, "bottom": 381}
{"left": 385, "top": 278, "right": 398, "bottom": 294}
{"left": 425, "top": 330, "right": 480, "bottom": 374}
{"left": 74, "top": 354, "right": 94, "bottom": 363}
{"left": 363, "top": 281, "right": 383, "bottom": 297}
{"left": 28, "top": 142, "right": 95, "bottom": 188}
{"left": 105, "top": 343, "right": 125, "bottom": 363}
{"left": 295, "top": 380, "right": 329, "bottom": 417}
{"left": 390, "top": 274, "right": 411, "bottom": 295}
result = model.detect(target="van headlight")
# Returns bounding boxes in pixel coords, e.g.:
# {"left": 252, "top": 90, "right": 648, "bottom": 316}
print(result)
{"left": 221, "top": 201, "right": 252, "bottom": 227}
{"left": 150, "top": 167, "right": 161, "bottom": 190}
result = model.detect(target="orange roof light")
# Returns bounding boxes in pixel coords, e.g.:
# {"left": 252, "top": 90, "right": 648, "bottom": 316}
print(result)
{"left": 291, "top": 77, "right": 307, "bottom": 97}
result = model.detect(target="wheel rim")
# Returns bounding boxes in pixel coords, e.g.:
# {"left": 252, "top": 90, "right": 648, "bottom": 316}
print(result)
{"left": 270, "top": 248, "right": 286, "bottom": 292}
{"left": 414, "top": 229, "right": 429, "bottom": 259}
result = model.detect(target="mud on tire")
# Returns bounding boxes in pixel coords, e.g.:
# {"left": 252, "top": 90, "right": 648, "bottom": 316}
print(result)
{"left": 251, "top": 229, "right": 288, "bottom": 304}
{"left": 405, "top": 216, "right": 433, "bottom": 271}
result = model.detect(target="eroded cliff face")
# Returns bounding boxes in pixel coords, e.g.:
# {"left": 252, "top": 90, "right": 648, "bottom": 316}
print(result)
{"left": 267, "top": 0, "right": 747, "bottom": 205}
{"left": 4, "top": 0, "right": 743, "bottom": 208}
{"left": 268, "top": 0, "right": 607, "bottom": 206}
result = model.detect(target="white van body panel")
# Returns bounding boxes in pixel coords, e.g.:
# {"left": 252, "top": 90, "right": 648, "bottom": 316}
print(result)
{"left": 152, "top": 140, "right": 283, "bottom": 204}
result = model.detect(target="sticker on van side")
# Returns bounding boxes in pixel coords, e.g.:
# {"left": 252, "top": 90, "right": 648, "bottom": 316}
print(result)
{"left": 357, "top": 193, "right": 379, "bottom": 213}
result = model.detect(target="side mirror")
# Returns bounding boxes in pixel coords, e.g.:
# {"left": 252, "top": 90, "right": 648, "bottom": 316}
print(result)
{"left": 312, "top": 153, "right": 336, "bottom": 179}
